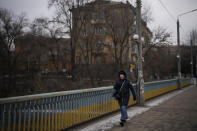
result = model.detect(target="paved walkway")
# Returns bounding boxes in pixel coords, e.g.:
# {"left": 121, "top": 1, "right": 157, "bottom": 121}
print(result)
{"left": 108, "top": 85, "right": 197, "bottom": 131}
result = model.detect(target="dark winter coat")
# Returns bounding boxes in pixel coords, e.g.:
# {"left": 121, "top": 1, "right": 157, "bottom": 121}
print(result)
{"left": 113, "top": 71, "right": 136, "bottom": 106}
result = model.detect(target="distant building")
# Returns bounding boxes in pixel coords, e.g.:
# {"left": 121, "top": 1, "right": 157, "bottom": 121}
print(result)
{"left": 168, "top": 45, "right": 178, "bottom": 55}
{"left": 15, "top": 35, "right": 71, "bottom": 73}
{"left": 71, "top": 0, "right": 152, "bottom": 65}
{"left": 151, "top": 45, "right": 177, "bottom": 55}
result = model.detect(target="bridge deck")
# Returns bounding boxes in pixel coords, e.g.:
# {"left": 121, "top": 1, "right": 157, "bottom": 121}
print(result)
{"left": 77, "top": 85, "right": 197, "bottom": 131}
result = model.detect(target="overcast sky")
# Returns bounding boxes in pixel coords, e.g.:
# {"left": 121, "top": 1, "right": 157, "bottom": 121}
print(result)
{"left": 0, "top": 0, "right": 197, "bottom": 44}
{"left": 142, "top": 0, "right": 197, "bottom": 44}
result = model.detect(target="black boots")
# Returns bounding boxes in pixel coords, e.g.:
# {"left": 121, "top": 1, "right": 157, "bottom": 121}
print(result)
{"left": 120, "top": 120, "right": 126, "bottom": 127}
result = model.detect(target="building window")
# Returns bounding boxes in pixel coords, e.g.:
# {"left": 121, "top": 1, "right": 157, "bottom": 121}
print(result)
{"left": 82, "top": 29, "right": 87, "bottom": 37}
{"left": 103, "top": 27, "right": 107, "bottom": 34}
{"left": 94, "top": 26, "right": 98, "bottom": 34}
{"left": 96, "top": 40, "right": 102, "bottom": 50}
{"left": 78, "top": 12, "right": 88, "bottom": 23}
{"left": 92, "top": 12, "right": 97, "bottom": 20}
{"left": 76, "top": 56, "right": 81, "bottom": 64}
{"left": 48, "top": 50, "right": 57, "bottom": 56}
{"left": 98, "top": 12, "right": 105, "bottom": 23}
{"left": 103, "top": 42, "right": 108, "bottom": 51}
{"left": 104, "top": 41, "right": 108, "bottom": 47}
{"left": 82, "top": 43, "right": 87, "bottom": 50}
{"left": 92, "top": 12, "right": 105, "bottom": 23}
{"left": 111, "top": 42, "right": 116, "bottom": 48}
{"left": 94, "top": 26, "right": 105, "bottom": 34}
{"left": 112, "top": 25, "right": 120, "bottom": 34}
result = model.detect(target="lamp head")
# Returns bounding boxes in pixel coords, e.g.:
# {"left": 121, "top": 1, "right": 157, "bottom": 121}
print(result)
{"left": 133, "top": 34, "right": 139, "bottom": 41}
{"left": 141, "top": 37, "right": 144, "bottom": 42}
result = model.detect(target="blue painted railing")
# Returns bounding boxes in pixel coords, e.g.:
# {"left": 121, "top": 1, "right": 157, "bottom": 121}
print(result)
{"left": 0, "top": 78, "right": 191, "bottom": 131}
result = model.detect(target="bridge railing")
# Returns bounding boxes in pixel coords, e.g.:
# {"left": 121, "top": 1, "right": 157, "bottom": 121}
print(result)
{"left": 0, "top": 78, "right": 191, "bottom": 131}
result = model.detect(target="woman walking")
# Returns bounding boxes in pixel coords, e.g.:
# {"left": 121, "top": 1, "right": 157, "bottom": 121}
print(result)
{"left": 112, "top": 70, "right": 136, "bottom": 127}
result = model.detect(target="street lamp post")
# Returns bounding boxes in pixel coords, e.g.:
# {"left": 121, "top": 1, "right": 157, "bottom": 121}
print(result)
{"left": 135, "top": 0, "right": 145, "bottom": 106}
{"left": 196, "top": 55, "right": 197, "bottom": 78}
{"left": 176, "top": 8, "right": 197, "bottom": 88}
{"left": 177, "top": 19, "right": 181, "bottom": 89}
{"left": 133, "top": 34, "right": 145, "bottom": 106}
{"left": 196, "top": 59, "right": 197, "bottom": 85}
{"left": 191, "top": 40, "right": 194, "bottom": 78}
{"left": 195, "top": 43, "right": 197, "bottom": 84}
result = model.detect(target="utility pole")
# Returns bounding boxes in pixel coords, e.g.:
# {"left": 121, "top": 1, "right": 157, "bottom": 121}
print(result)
{"left": 176, "top": 8, "right": 197, "bottom": 84}
{"left": 191, "top": 40, "right": 193, "bottom": 78}
{"left": 176, "top": 8, "right": 197, "bottom": 88}
{"left": 177, "top": 19, "right": 181, "bottom": 89}
{"left": 195, "top": 40, "right": 197, "bottom": 84}
{"left": 136, "top": 0, "right": 145, "bottom": 105}
{"left": 196, "top": 54, "right": 197, "bottom": 84}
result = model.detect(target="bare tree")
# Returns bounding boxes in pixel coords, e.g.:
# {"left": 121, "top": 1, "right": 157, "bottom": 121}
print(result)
{"left": 0, "top": 8, "right": 27, "bottom": 96}
{"left": 31, "top": 17, "right": 65, "bottom": 73}
{"left": 142, "top": 26, "right": 174, "bottom": 81}
{"left": 189, "top": 29, "right": 197, "bottom": 76}
{"left": 189, "top": 29, "right": 197, "bottom": 44}
{"left": 48, "top": 0, "right": 90, "bottom": 79}
{"left": 143, "top": 26, "right": 172, "bottom": 56}
{"left": 141, "top": 4, "right": 153, "bottom": 24}
{"left": 106, "top": 4, "right": 135, "bottom": 69}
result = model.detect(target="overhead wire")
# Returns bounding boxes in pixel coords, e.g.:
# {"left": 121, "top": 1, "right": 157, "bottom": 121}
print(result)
{"left": 157, "top": 0, "right": 187, "bottom": 40}
{"left": 157, "top": 0, "right": 176, "bottom": 22}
